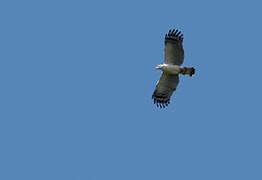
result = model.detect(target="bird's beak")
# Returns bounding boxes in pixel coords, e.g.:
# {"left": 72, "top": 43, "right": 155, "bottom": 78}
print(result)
{"left": 155, "top": 65, "right": 161, "bottom": 70}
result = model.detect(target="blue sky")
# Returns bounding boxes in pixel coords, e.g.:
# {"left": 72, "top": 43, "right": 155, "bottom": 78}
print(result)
{"left": 1, "top": 0, "right": 262, "bottom": 179}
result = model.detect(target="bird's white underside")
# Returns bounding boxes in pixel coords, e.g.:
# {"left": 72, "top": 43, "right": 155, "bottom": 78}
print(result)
{"left": 156, "top": 63, "right": 182, "bottom": 75}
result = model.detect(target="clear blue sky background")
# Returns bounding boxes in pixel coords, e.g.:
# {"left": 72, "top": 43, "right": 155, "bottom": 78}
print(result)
{"left": 1, "top": 0, "right": 262, "bottom": 179}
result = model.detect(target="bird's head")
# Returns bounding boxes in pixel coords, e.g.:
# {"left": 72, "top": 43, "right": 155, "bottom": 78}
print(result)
{"left": 155, "top": 64, "right": 165, "bottom": 70}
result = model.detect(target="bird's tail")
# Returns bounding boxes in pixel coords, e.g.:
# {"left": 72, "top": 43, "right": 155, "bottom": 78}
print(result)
{"left": 181, "top": 67, "right": 195, "bottom": 76}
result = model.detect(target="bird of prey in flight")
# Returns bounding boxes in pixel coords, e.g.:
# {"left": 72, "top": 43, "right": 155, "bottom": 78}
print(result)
{"left": 152, "top": 29, "right": 195, "bottom": 108}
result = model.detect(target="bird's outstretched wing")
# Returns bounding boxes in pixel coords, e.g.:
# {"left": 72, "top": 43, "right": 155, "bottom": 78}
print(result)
{"left": 152, "top": 73, "right": 179, "bottom": 108}
{"left": 165, "top": 29, "right": 184, "bottom": 65}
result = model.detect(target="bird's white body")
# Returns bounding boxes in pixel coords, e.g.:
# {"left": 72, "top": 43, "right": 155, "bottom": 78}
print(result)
{"left": 156, "top": 64, "right": 182, "bottom": 75}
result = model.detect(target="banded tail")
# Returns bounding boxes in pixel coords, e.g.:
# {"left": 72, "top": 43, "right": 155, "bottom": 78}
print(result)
{"left": 181, "top": 67, "right": 195, "bottom": 76}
